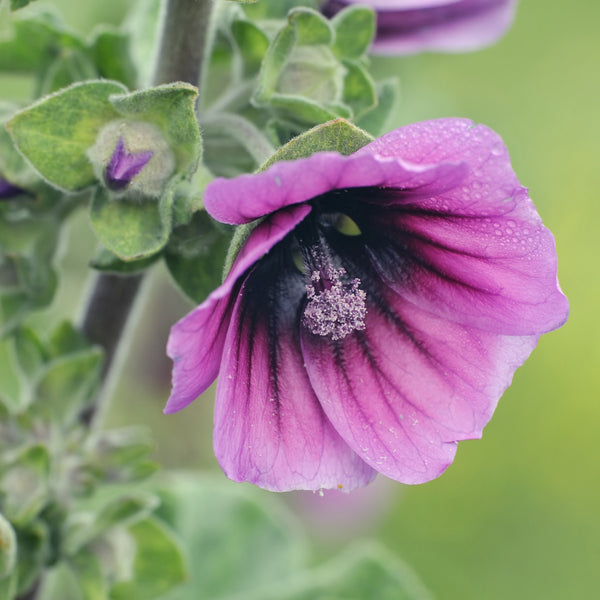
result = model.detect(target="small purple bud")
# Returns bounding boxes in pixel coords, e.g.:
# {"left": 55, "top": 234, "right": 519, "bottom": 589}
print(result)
{"left": 0, "top": 177, "right": 25, "bottom": 200}
{"left": 104, "top": 136, "right": 154, "bottom": 191}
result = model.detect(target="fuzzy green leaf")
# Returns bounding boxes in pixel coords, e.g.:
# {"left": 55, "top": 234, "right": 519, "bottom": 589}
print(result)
{"left": 331, "top": 5, "right": 376, "bottom": 60}
{"left": 67, "top": 551, "right": 107, "bottom": 600}
{"left": 156, "top": 474, "right": 307, "bottom": 600}
{"left": 7, "top": 81, "right": 126, "bottom": 190}
{"left": 0, "top": 513, "right": 17, "bottom": 579}
{"left": 89, "top": 247, "right": 160, "bottom": 274}
{"left": 357, "top": 77, "right": 399, "bottom": 136}
{"left": 89, "top": 27, "right": 137, "bottom": 89}
{"left": 34, "top": 348, "right": 103, "bottom": 427}
{"left": 13, "top": 521, "right": 48, "bottom": 596}
{"left": 109, "top": 83, "right": 201, "bottom": 177}
{"left": 231, "top": 20, "right": 269, "bottom": 77}
{"left": 254, "top": 25, "right": 296, "bottom": 104}
{"left": 261, "top": 118, "right": 373, "bottom": 168}
{"left": 248, "top": 543, "right": 434, "bottom": 600}
{"left": 289, "top": 8, "right": 332, "bottom": 46}
{"left": 10, "top": 0, "right": 38, "bottom": 10}
{"left": 63, "top": 493, "right": 159, "bottom": 555}
{"left": 165, "top": 211, "right": 232, "bottom": 304}
{"left": 110, "top": 517, "right": 186, "bottom": 600}
{"left": 2, "top": 446, "right": 51, "bottom": 526}
{"left": 342, "top": 60, "right": 377, "bottom": 119}
{"left": 89, "top": 185, "right": 173, "bottom": 261}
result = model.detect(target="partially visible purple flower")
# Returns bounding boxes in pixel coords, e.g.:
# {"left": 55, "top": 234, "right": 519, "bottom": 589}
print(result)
{"left": 321, "top": 0, "right": 517, "bottom": 54}
{"left": 165, "top": 118, "right": 568, "bottom": 492}
{"left": 104, "top": 136, "right": 153, "bottom": 191}
{"left": 0, "top": 177, "right": 25, "bottom": 200}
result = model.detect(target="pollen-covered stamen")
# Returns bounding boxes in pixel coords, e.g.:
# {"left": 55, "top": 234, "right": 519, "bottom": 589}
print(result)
{"left": 302, "top": 247, "right": 367, "bottom": 341}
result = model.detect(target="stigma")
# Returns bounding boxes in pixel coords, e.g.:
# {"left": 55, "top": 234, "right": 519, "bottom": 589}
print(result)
{"left": 301, "top": 247, "right": 367, "bottom": 341}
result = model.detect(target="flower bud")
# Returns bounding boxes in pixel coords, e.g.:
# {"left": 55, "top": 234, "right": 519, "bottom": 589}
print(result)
{"left": 87, "top": 120, "right": 176, "bottom": 198}
{"left": 277, "top": 45, "right": 346, "bottom": 104}
{"left": 0, "top": 176, "right": 25, "bottom": 200}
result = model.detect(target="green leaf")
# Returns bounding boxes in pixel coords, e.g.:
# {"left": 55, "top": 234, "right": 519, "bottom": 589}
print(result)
{"left": 34, "top": 348, "right": 103, "bottom": 426}
{"left": 165, "top": 211, "right": 232, "bottom": 304}
{"left": 109, "top": 83, "right": 201, "bottom": 177}
{"left": 89, "top": 185, "right": 173, "bottom": 261}
{"left": 0, "top": 12, "right": 67, "bottom": 72}
{"left": 89, "top": 247, "right": 160, "bottom": 274}
{"left": 250, "top": 543, "right": 434, "bottom": 600}
{"left": 0, "top": 513, "right": 17, "bottom": 579}
{"left": 230, "top": 20, "right": 270, "bottom": 77}
{"left": 11, "top": 327, "right": 47, "bottom": 380}
{"left": 7, "top": 80, "right": 127, "bottom": 191}
{"left": 243, "top": 0, "right": 319, "bottom": 19}
{"left": 357, "top": 78, "right": 399, "bottom": 136}
{"left": 10, "top": 0, "right": 38, "bottom": 10}
{"left": 122, "top": 0, "right": 162, "bottom": 87}
{"left": 341, "top": 60, "right": 377, "bottom": 119}
{"left": 288, "top": 8, "right": 332, "bottom": 46}
{"left": 48, "top": 321, "right": 94, "bottom": 358}
{"left": 2, "top": 446, "right": 51, "bottom": 526}
{"left": 261, "top": 118, "right": 373, "bottom": 168}
{"left": 67, "top": 551, "right": 107, "bottom": 600}
{"left": 0, "top": 570, "right": 17, "bottom": 600}
{"left": 13, "top": 521, "right": 48, "bottom": 596}
{"left": 63, "top": 493, "right": 159, "bottom": 555}
{"left": 331, "top": 5, "right": 376, "bottom": 60}
{"left": 37, "top": 48, "right": 97, "bottom": 96}
{"left": 156, "top": 474, "right": 308, "bottom": 600}
{"left": 110, "top": 517, "right": 186, "bottom": 600}
{"left": 253, "top": 25, "right": 296, "bottom": 104}
{"left": 0, "top": 215, "right": 60, "bottom": 336}
{"left": 89, "top": 27, "right": 137, "bottom": 89}
{"left": 269, "top": 94, "right": 348, "bottom": 126}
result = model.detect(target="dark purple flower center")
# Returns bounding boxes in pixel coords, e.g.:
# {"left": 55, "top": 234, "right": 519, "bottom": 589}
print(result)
{"left": 104, "top": 136, "right": 153, "bottom": 191}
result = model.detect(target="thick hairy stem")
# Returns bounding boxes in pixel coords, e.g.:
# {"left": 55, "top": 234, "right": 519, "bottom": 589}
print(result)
{"left": 153, "top": 0, "right": 214, "bottom": 87}
{"left": 79, "top": 273, "right": 144, "bottom": 426}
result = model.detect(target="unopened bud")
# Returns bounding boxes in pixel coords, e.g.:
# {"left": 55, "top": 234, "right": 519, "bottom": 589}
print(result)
{"left": 0, "top": 176, "right": 25, "bottom": 200}
{"left": 277, "top": 45, "right": 346, "bottom": 104}
{"left": 88, "top": 120, "right": 176, "bottom": 198}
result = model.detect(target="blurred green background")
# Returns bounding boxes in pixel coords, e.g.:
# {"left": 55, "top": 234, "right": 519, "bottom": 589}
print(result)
{"left": 2, "top": 0, "right": 599, "bottom": 599}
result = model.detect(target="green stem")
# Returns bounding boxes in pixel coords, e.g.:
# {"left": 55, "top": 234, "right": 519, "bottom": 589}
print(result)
{"left": 153, "top": 0, "right": 215, "bottom": 88}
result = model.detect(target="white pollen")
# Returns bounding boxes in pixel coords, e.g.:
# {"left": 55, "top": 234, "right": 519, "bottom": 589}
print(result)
{"left": 302, "top": 252, "right": 367, "bottom": 341}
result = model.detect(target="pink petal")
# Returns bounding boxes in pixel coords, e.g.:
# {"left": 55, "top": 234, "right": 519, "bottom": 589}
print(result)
{"left": 213, "top": 276, "right": 376, "bottom": 492}
{"left": 301, "top": 281, "right": 538, "bottom": 484}
{"left": 203, "top": 148, "right": 467, "bottom": 225}
{"left": 164, "top": 204, "right": 311, "bottom": 414}
{"left": 353, "top": 120, "right": 569, "bottom": 334}
{"left": 323, "top": 0, "right": 517, "bottom": 55}
{"left": 369, "top": 200, "right": 568, "bottom": 335}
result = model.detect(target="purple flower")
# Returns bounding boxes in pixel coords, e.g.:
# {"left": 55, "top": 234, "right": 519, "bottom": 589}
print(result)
{"left": 321, "top": 0, "right": 518, "bottom": 54}
{"left": 0, "top": 177, "right": 25, "bottom": 200}
{"left": 165, "top": 118, "right": 568, "bottom": 492}
{"left": 104, "top": 136, "right": 153, "bottom": 191}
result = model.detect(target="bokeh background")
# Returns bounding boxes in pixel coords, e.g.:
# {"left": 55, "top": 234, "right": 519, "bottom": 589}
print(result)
{"left": 1, "top": 0, "right": 598, "bottom": 599}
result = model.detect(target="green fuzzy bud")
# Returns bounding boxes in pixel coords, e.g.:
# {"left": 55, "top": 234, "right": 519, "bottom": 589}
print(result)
{"left": 87, "top": 120, "right": 175, "bottom": 199}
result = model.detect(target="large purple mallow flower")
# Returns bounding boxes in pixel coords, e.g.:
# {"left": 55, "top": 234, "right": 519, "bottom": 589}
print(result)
{"left": 321, "top": 0, "right": 518, "bottom": 54}
{"left": 165, "top": 118, "right": 568, "bottom": 492}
